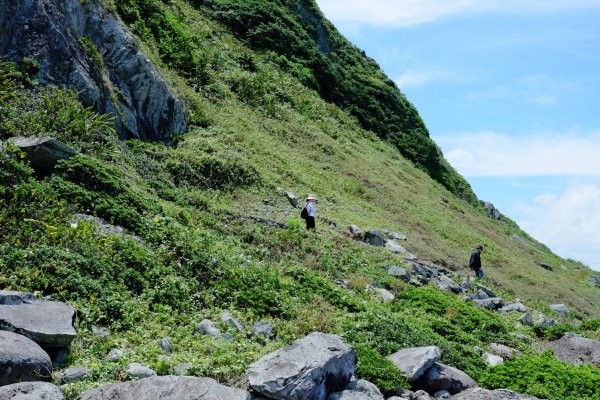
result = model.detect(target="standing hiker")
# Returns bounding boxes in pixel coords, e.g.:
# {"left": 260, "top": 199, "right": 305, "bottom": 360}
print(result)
{"left": 302, "top": 194, "right": 317, "bottom": 230}
{"left": 470, "top": 245, "right": 484, "bottom": 280}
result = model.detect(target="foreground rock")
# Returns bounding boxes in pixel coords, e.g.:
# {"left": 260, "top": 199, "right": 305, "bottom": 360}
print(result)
{"left": 0, "top": 382, "right": 63, "bottom": 400}
{"left": 246, "top": 332, "right": 356, "bottom": 400}
{"left": 450, "top": 388, "right": 541, "bottom": 399}
{"left": 0, "top": 0, "right": 187, "bottom": 140}
{"left": 328, "top": 379, "right": 384, "bottom": 400}
{"left": 79, "top": 376, "right": 250, "bottom": 400}
{"left": 0, "top": 295, "right": 76, "bottom": 349}
{"left": 387, "top": 346, "right": 442, "bottom": 382}
{"left": 547, "top": 332, "right": 600, "bottom": 366}
{"left": 0, "top": 330, "right": 52, "bottom": 385}
{"left": 8, "top": 137, "right": 77, "bottom": 174}
{"left": 363, "top": 231, "right": 387, "bottom": 247}
{"left": 55, "top": 366, "right": 90, "bottom": 385}
{"left": 413, "top": 363, "right": 476, "bottom": 395}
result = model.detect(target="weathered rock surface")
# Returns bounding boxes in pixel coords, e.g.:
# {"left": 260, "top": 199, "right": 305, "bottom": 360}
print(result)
{"left": 348, "top": 225, "right": 363, "bottom": 239}
{"left": 489, "top": 343, "right": 521, "bottom": 360}
{"left": 246, "top": 332, "right": 356, "bottom": 400}
{"left": 387, "top": 266, "right": 411, "bottom": 282}
{"left": 498, "top": 303, "right": 527, "bottom": 314}
{"left": 0, "top": 291, "right": 37, "bottom": 305}
{"left": 79, "top": 376, "right": 250, "bottom": 400}
{"left": 482, "top": 353, "right": 503, "bottom": 367}
{"left": 7, "top": 137, "right": 76, "bottom": 174}
{"left": 252, "top": 321, "right": 274, "bottom": 340}
{"left": 196, "top": 319, "right": 221, "bottom": 337}
{"left": 387, "top": 346, "right": 442, "bottom": 382}
{"left": 328, "top": 379, "right": 384, "bottom": 400}
{"left": 126, "top": 363, "right": 156, "bottom": 379}
{"left": 107, "top": 348, "right": 125, "bottom": 362}
{"left": 221, "top": 311, "right": 244, "bottom": 332}
{"left": 547, "top": 332, "right": 600, "bottom": 366}
{"left": 363, "top": 231, "right": 386, "bottom": 247}
{"left": 472, "top": 297, "right": 503, "bottom": 311}
{"left": 519, "top": 312, "right": 533, "bottom": 326}
{"left": 372, "top": 288, "right": 395, "bottom": 303}
{"left": 549, "top": 304, "right": 570, "bottom": 317}
{"left": 449, "top": 388, "right": 541, "bottom": 399}
{"left": 0, "top": 330, "right": 52, "bottom": 385}
{"left": 433, "top": 275, "right": 462, "bottom": 294}
{"left": 160, "top": 337, "right": 172, "bottom": 353}
{"left": 55, "top": 366, "right": 90, "bottom": 385}
{"left": 0, "top": 297, "right": 76, "bottom": 349}
{"left": 480, "top": 201, "right": 501, "bottom": 220}
{"left": 0, "top": 0, "right": 187, "bottom": 141}
{"left": 587, "top": 276, "right": 600, "bottom": 287}
{"left": 284, "top": 191, "right": 299, "bottom": 207}
{"left": 475, "top": 284, "right": 497, "bottom": 298}
{"left": 413, "top": 363, "right": 476, "bottom": 395}
{"left": 532, "top": 312, "right": 557, "bottom": 327}
{"left": 0, "top": 382, "right": 63, "bottom": 400}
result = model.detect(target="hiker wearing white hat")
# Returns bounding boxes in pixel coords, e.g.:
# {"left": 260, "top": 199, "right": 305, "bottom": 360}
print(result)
{"left": 303, "top": 194, "right": 318, "bottom": 230}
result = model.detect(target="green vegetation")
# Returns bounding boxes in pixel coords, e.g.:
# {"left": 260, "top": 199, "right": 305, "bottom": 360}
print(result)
{"left": 1, "top": 1, "right": 600, "bottom": 399}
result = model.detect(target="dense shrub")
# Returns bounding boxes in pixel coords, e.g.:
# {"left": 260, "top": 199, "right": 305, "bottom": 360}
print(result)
{"left": 0, "top": 143, "right": 34, "bottom": 186}
{"left": 167, "top": 155, "right": 259, "bottom": 190}
{"left": 353, "top": 344, "right": 408, "bottom": 395}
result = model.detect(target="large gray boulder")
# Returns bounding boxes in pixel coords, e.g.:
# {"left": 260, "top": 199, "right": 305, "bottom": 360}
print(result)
{"left": 547, "top": 332, "right": 600, "bottom": 366}
{"left": 7, "top": 137, "right": 76, "bottom": 175}
{"left": 0, "top": 297, "right": 76, "bottom": 349}
{"left": 328, "top": 379, "right": 384, "bottom": 400}
{"left": 413, "top": 363, "right": 476, "bottom": 395}
{"left": 0, "top": 330, "right": 52, "bottom": 385}
{"left": 387, "top": 346, "right": 442, "bottom": 382}
{"left": 0, "top": 382, "right": 63, "bottom": 400}
{"left": 0, "top": 0, "right": 187, "bottom": 141}
{"left": 449, "top": 388, "right": 541, "bottom": 399}
{"left": 363, "top": 231, "right": 386, "bottom": 247}
{"left": 79, "top": 376, "right": 250, "bottom": 400}
{"left": 246, "top": 332, "right": 356, "bottom": 400}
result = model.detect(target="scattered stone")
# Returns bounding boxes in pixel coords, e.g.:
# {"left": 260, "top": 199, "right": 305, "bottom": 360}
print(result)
{"left": 549, "top": 304, "right": 570, "bottom": 317}
{"left": 414, "top": 390, "right": 433, "bottom": 400}
{"left": 247, "top": 216, "right": 287, "bottom": 229}
{"left": 387, "top": 346, "right": 442, "bottom": 382}
{"left": 284, "top": 191, "right": 299, "bottom": 208}
{"left": 0, "top": 382, "right": 63, "bottom": 400}
{"left": 196, "top": 319, "right": 221, "bottom": 337}
{"left": 472, "top": 297, "right": 503, "bottom": 310}
{"left": 472, "top": 290, "right": 489, "bottom": 300}
{"left": 382, "top": 230, "right": 407, "bottom": 241}
{"left": 482, "top": 353, "right": 503, "bottom": 367}
{"left": 246, "top": 332, "right": 356, "bottom": 400}
{"left": 55, "top": 366, "right": 90, "bottom": 385}
{"left": 0, "top": 330, "right": 52, "bottom": 385}
{"left": 387, "top": 266, "right": 411, "bottom": 282}
{"left": 221, "top": 311, "right": 244, "bottom": 332}
{"left": 0, "top": 297, "right": 77, "bottom": 349}
{"left": 252, "top": 321, "right": 274, "bottom": 340}
{"left": 519, "top": 312, "right": 533, "bottom": 326}
{"left": 363, "top": 231, "right": 386, "bottom": 247}
{"left": 107, "top": 348, "right": 125, "bottom": 362}
{"left": 329, "top": 379, "right": 384, "bottom": 400}
{"left": 8, "top": 136, "right": 77, "bottom": 174}
{"left": 410, "top": 279, "right": 423, "bottom": 287}
{"left": 414, "top": 363, "right": 476, "bottom": 395}
{"left": 449, "top": 388, "right": 541, "bottom": 399}
{"left": 435, "top": 391, "right": 451, "bottom": 398}
{"left": 532, "top": 312, "right": 557, "bottom": 327}
{"left": 587, "top": 276, "right": 600, "bottom": 287}
{"left": 161, "top": 337, "right": 172, "bottom": 354}
{"left": 498, "top": 303, "right": 527, "bottom": 314}
{"left": 126, "top": 363, "right": 156, "bottom": 379}
{"left": 348, "top": 225, "right": 363, "bottom": 239}
{"left": 547, "top": 332, "right": 600, "bottom": 366}
{"left": 459, "top": 279, "right": 471, "bottom": 291}
{"left": 79, "top": 376, "right": 251, "bottom": 400}
{"left": 475, "top": 284, "right": 497, "bottom": 298}
{"left": 489, "top": 344, "right": 521, "bottom": 360}
{"left": 373, "top": 288, "right": 395, "bottom": 303}
{"left": 172, "top": 362, "right": 193, "bottom": 376}
{"left": 385, "top": 241, "right": 408, "bottom": 255}
{"left": 433, "top": 275, "right": 462, "bottom": 294}
{"left": 92, "top": 325, "right": 110, "bottom": 340}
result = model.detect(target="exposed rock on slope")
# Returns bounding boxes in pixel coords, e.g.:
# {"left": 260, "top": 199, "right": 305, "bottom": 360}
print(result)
{"left": 0, "top": 0, "right": 187, "bottom": 141}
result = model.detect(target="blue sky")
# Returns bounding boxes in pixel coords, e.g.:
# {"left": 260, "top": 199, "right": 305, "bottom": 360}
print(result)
{"left": 316, "top": 0, "right": 600, "bottom": 270}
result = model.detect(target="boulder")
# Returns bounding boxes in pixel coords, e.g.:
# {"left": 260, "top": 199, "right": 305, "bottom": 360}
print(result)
{"left": 284, "top": 191, "right": 299, "bottom": 208}
{"left": 348, "top": 225, "right": 363, "bottom": 239}
{"left": 449, "top": 388, "right": 541, "bottom": 399}
{"left": 7, "top": 137, "right": 77, "bottom": 175}
{"left": 0, "top": 382, "right": 63, "bottom": 400}
{"left": 126, "top": 363, "right": 156, "bottom": 379}
{"left": 252, "top": 321, "right": 274, "bottom": 340}
{"left": 549, "top": 304, "right": 570, "bottom": 317}
{"left": 246, "top": 332, "right": 356, "bottom": 400}
{"left": 489, "top": 344, "right": 521, "bottom": 360}
{"left": 482, "top": 353, "right": 503, "bottom": 367}
{"left": 480, "top": 201, "right": 501, "bottom": 220}
{"left": 472, "top": 297, "right": 503, "bottom": 310}
{"left": 385, "top": 241, "right": 408, "bottom": 255}
{"left": 363, "top": 231, "right": 386, "bottom": 247}
{"left": 172, "top": 362, "right": 193, "bottom": 376}
{"left": 79, "top": 376, "right": 251, "bottom": 400}
{"left": 547, "top": 332, "right": 600, "bottom": 366}
{"left": 328, "top": 379, "right": 384, "bottom": 400}
{"left": 221, "top": 311, "right": 244, "bottom": 332}
{"left": 387, "top": 346, "right": 442, "bottom": 382}
{"left": 475, "top": 284, "right": 497, "bottom": 298}
{"left": 387, "top": 266, "right": 411, "bottom": 282}
{"left": 382, "top": 230, "right": 407, "bottom": 241}
{"left": 160, "top": 337, "right": 172, "bottom": 353}
{"left": 55, "top": 366, "right": 90, "bottom": 385}
{"left": 532, "top": 312, "right": 557, "bottom": 327}
{"left": 0, "top": 0, "right": 187, "bottom": 140}
{"left": 435, "top": 391, "right": 451, "bottom": 399}
{"left": 413, "top": 363, "right": 476, "bottom": 395}
{"left": 498, "top": 303, "right": 527, "bottom": 314}
{"left": 372, "top": 288, "right": 395, "bottom": 303}
{"left": 519, "top": 312, "right": 533, "bottom": 326}
{"left": 196, "top": 319, "right": 221, "bottom": 337}
{"left": 433, "top": 275, "right": 462, "bottom": 294}
{"left": 414, "top": 391, "right": 433, "bottom": 400}
{"left": 587, "top": 276, "right": 600, "bottom": 287}
{"left": 459, "top": 279, "right": 471, "bottom": 291}
{"left": 0, "top": 330, "right": 52, "bottom": 385}
{"left": 0, "top": 291, "right": 36, "bottom": 305}
{"left": 107, "top": 348, "right": 125, "bottom": 362}
{"left": 0, "top": 297, "right": 76, "bottom": 349}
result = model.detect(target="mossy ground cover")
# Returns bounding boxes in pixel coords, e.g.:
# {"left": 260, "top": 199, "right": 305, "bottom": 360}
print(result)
{"left": 1, "top": 1, "right": 600, "bottom": 399}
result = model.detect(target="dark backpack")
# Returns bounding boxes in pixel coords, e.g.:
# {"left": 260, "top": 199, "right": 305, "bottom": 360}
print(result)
{"left": 300, "top": 206, "right": 308, "bottom": 220}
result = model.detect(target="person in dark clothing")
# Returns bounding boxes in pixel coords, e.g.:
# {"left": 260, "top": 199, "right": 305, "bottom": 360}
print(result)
{"left": 469, "top": 245, "right": 484, "bottom": 280}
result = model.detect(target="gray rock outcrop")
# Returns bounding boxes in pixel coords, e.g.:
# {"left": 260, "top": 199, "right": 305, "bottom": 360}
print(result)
{"left": 196, "top": 319, "right": 221, "bottom": 337}
{"left": 480, "top": 201, "right": 501, "bottom": 220}
{"left": 126, "top": 363, "right": 156, "bottom": 379}
{"left": 348, "top": 225, "right": 363, "bottom": 239}
{"left": 587, "top": 276, "right": 600, "bottom": 287}
{"left": 0, "top": 291, "right": 37, "bottom": 305}
{"left": 498, "top": 303, "right": 527, "bottom": 314}
{"left": 482, "top": 353, "right": 503, "bottom": 367}
{"left": 246, "top": 332, "right": 356, "bottom": 400}
{"left": 413, "top": 363, "right": 476, "bottom": 395}
{"left": 0, "top": 0, "right": 187, "bottom": 141}
{"left": 449, "top": 388, "right": 541, "bottom": 399}
{"left": 328, "top": 379, "right": 384, "bottom": 400}
{"left": 433, "top": 275, "right": 462, "bottom": 294}
{"left": 0, "top": 382, "right": 63, "bottom": 400}
{"left": 519, "top": 312, "right": 533, "bottom": 326}
{"left": 387, "top": 346, "right": 442, "bottom": 382}
{"left": 549, "top": 304, "right": 570, "bottom": 317}
{"left": 489, "top": 343, "right": 521, "bottom": 360}
{"left": 0, "top": 330, "right": 52, "bottom": 385}
{"left": 387, "top": 266, "right": 411, "bottom": 282}
{"left": 221, "top": 311, "right": 244, "bottom": 332}
{"left": 55, "top": 366, "right": 90, "bottom": 385}
{"left": 363, "top": 231, "right": 386, "bottom": 247}
{"left": 79, "top": 376, "right": 250, "bottom": 400}
{"left": 547, "top": 332, "right": 600, "bottom": 366}
{"left": 7, "top": 137, "right": 77, "bottom": 174}
{"left": 0, "top": 296, "right": 76, "bottom": 349}
{"left": 472, "top": 297, "right": 504, "bottom": 311}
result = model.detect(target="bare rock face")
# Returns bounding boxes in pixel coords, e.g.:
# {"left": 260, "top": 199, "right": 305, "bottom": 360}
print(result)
{"left": 387, "top": 346, "right": 442, "bottom": 382}
{"left": 449, "top": 388, "right": 541, "bottom": 400}
{"left": 79, "top": 376, "right": 250, "bottom": 400}
{"left": 0, "top": 331, "right": 52, "bottom": 386}
{"left": 413, "top": 363, "right": 476, "bottom": 395}
{"left": 547, "top": 332, "right": 600, "bottom": 367}
{"left": 8, "top": 137, "right": 77, "bottom": 175}
{"left": 0, "top": 382, "right": 63, "bottom": 400}
{"left": 0, "top": 0, "right": 187, "bottom": 141}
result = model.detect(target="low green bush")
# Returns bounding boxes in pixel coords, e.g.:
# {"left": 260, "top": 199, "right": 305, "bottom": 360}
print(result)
{"left": 167, "top": 155, "right": 260, "bottom": 190}
{"left": 353, "top": 344, "right": 408, "bottom": 395}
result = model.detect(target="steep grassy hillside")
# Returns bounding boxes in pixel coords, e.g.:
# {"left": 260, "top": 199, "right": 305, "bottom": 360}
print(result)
{"left": 1, "top": 1, "right": 600, "bottom": 399}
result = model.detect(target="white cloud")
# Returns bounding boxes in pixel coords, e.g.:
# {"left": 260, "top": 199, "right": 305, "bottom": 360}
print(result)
{"left": 436, "top": 130, "right": 600, "bottom": 177}
{"left": 396, "top": 70, "right": 449, "bottom": 88}
{"left": 518, "top": 183, "right": 600, "bottom": 270}
{"left": 316, "top": 0, "right": 600, "bottom": 27}
{"left": 465, "top": 75, "right": 567, "bottom": 107}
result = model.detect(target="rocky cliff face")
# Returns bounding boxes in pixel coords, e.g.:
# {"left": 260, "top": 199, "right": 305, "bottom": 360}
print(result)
{"left": 0, "top": 0, "right": 187, "bottom": 141}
